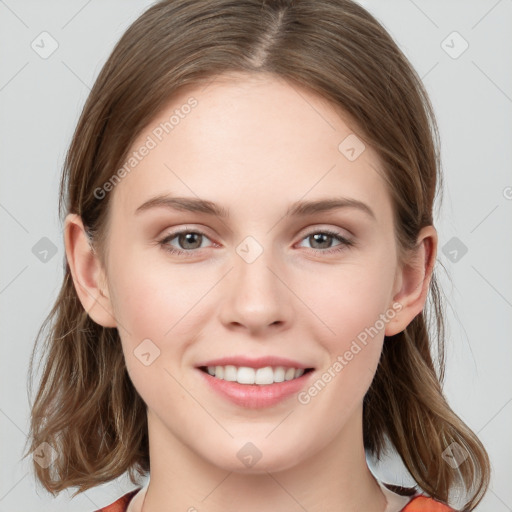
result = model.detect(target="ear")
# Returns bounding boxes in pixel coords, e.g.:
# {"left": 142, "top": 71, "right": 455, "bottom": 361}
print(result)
{"left": 385, "top": 225, "right": 438, "bottom": 337}
{"left": 64, "top": 213, "right": 117, "bottom": 328}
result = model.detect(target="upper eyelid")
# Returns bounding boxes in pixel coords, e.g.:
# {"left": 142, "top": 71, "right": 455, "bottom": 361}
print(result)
{"left": 160, "top": 225, "right": 352, "bottom": 245}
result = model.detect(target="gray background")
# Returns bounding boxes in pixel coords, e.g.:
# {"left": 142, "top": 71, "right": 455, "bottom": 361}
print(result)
{"left": 1, "top": 0, "right": 510, "bottom": 510}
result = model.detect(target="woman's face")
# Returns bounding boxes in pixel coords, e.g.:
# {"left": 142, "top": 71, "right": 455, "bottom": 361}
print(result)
{"left": 99, "top": 72, "right": 407, "bottom": 472}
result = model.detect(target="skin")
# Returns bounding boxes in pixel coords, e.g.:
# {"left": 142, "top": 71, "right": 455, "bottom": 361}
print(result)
{"left": 65, "top": 72, "right": 437, "bottom": 512}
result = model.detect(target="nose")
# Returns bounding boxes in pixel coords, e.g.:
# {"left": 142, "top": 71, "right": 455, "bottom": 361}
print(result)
{"left": 218, "top": 243, "right": 294, "bottom": 336}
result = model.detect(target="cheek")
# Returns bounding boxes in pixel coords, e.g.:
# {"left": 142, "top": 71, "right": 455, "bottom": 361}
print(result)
{"left": 298, "top": 258, "right": 394, "bottom": 349}
{"left": 106, "top": 249, "right": 218, "bottom": 389}
{"left": 295, "top": 256, "right": 394, "bottom": 401}
{"left": 294, "top": 272, "right": 389, "bottom": 437}
{"left": 108, "top": 261, "right": 205, "bottom": 412}
{"left": 108, "top": 247, "right": 208, "bottom": 339}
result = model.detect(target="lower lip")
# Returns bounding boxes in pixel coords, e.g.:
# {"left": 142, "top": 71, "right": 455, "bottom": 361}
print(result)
{"left": 197, "top": 369, "right": 314, "bottom": 409}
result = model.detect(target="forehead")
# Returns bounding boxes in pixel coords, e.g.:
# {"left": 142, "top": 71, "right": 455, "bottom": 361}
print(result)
{"left": 110, "top": 72, "right": 391, "bottom": 223}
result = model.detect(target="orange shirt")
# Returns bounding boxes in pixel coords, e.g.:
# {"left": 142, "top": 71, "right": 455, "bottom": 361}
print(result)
{"left": 95, "top": 488, "right": 456, "bottom": 511}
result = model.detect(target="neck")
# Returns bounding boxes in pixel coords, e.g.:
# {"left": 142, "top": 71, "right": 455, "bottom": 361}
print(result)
{"left": 139, "top": 408, "right": 387, "bottom": 512}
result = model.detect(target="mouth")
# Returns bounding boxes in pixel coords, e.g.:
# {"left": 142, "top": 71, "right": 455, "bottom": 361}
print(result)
{"left": 198, "top": 365, "right": 315, "bottom": 385}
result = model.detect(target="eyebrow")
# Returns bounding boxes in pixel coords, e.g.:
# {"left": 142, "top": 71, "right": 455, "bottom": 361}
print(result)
{"left": 135, "top": 194, "right": 376, "bottom": 220}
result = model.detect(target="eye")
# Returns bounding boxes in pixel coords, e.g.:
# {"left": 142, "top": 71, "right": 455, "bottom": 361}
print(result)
{"left": 158, "top": 229, "right": 214, "bottom": 257}
{"left": 158, "top": 227, "right": 355, "bottom": 258}
{"left": 297, "top": 229, "right": 354, "bottom": 254}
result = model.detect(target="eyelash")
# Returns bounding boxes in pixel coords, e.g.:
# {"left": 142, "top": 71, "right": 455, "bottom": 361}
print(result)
{"left": 158, "top": 228, "right": 354, "bottom": 257}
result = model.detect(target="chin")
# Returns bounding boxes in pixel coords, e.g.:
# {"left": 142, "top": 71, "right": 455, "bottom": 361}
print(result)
{"left": 199, "top": 435, "right": 313, "bottom": 475}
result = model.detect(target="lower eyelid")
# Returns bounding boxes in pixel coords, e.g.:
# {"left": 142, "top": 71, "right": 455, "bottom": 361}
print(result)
{"left": 301, "top": 231, "right": 354, "bottom": 254}
{"left": 159, "top": 230, "right": 214, "bottom": 250}
{"left": 159, "top": 229, "right": 353, "bottom": 254}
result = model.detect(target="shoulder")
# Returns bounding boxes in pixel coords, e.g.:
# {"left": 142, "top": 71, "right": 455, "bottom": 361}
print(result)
{"left": 401, "top": 495, "right": 457, "bottom": 511}
{"left": 95, "top": 488, "right": 457, "bottom": 512}
{"left": 94, "top": 488, "right": 142, "bottom": 512}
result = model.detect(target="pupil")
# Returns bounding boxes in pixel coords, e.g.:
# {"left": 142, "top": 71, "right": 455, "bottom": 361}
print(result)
{"left": 180, "top": 233, "right": 201, "bottom": 249}
{"left": 311, "top": 233, "right": 331, "bottom": 249}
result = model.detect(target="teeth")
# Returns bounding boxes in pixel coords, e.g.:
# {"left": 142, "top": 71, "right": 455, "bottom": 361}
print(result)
{"left": 205, "top": 365, "right": 307, "bottom": 385}
{"left": 285, "top": 368, "right": 295, "bottom": 381}
{"left": 224, "top": 365, "right": 237, "bottom": 381}
{"left": 273, "top": 366, "right": 285, "bottom": 383}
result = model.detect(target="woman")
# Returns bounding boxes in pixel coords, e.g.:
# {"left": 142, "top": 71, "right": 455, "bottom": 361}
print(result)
{"left": 25, "top": 1, "right": 490, "bottom": 511}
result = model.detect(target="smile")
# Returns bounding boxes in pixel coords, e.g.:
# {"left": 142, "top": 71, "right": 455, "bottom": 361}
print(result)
{"left": 199, "top": 365, "right": 314, "bottom": 385}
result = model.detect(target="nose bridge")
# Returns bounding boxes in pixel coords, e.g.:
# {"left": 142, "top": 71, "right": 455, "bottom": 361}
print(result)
{"left": 221, "top": 234, "right": 291, "bottom": 331}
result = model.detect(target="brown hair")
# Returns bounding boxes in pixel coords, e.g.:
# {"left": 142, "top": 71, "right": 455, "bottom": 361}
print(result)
{"left": 24, "top": 0, "right": 490, "bottom": 509}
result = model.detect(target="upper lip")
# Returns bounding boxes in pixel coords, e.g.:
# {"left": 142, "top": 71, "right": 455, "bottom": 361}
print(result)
{"left": 196, "top": 356, "right": 314, "bottom": 370}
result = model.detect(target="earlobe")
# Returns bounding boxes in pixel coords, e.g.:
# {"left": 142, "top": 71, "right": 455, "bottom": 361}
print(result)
{"left": 385, "top": 225, "right": 438, "bottom": 337}
{"left": 64, "top": 213, "right": 117, "bottom": 328}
